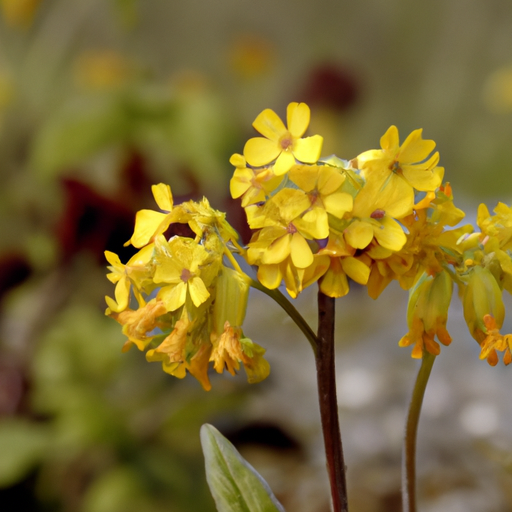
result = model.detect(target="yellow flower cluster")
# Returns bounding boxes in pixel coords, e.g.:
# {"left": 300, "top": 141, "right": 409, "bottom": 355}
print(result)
{"left": 230, "top": 102, "right": 512, "bottom": 365}
{"left": 106, "top": 102, "right": 512, "bottom": 389}
{"left": 105, "top": 184, "right": 269, "bottom": 390}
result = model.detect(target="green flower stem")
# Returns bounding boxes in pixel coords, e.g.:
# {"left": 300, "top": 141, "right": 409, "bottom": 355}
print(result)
{"left": 316, "top": 291, "right": 348, "bottom": 512}
{"left": 249, "top": 279, "right": 318, "bottom": 355}
{"left": 402, "top": 351, "right": 436, "bottom": 512}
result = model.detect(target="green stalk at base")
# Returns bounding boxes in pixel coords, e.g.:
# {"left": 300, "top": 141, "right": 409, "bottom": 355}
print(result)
{"left": 402, "top": 351, "right": 436, "bottom": 512}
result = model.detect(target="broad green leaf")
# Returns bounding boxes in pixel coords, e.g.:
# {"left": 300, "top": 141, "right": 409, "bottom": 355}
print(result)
{"left": 200, "top": 424, "right": 285, "bottom": 512}
{"left": 0, "top": 419, "right": 51, "bottom": 486}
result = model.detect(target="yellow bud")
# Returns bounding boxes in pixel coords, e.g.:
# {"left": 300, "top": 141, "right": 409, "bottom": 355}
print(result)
{"left": 463, "top": 266, "right": 505, "bottom": 344}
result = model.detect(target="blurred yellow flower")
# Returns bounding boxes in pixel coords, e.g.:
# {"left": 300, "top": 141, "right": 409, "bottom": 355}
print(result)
{"left": 1, "top": 0, "right": 40, "bottom": 27}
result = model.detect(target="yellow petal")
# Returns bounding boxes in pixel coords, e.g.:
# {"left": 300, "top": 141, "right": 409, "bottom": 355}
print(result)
{"left": 113, "top": 276, "right": 131, "bottom": 311}
{"left": 290, "top": 232, "right": 314, "bottom": 268}
{"left": 372, "top": 217, "right": 407, "bottom": 251}
{"left": 344, "top": 220, "right": 374, "bottom": 249}
{"left": 380, "top": 125, "right": 399, "bottom": 151}
{"left": 320, "top": 258, "right": 349, "bottom": 297}
{"left": 188, "top": 276, "right": 210, "bottom": 307}
{"left": 243, "top": 137, "right": 281, "bottom": 167}
{"left": 341, "top": 257, "right": 370, "bottom": 285}
{"left": 257, "top": 264, "right": 283, "bottom": 289}
{"left": 297, "top": 208, "right": 329, "bottom": 239}
{"left": 323, "top": 192, "right": 353, "bottom": 218}
{"left": 273, "top": 149, "right": 296, "bottom": 176}
{"left": 152, "top": 183, "right": 173, "bottom": 212}
{"left": 129, "top": 210, "right": 169, "bottom": 248}
{"left": 252, "top": 108, "right": 287, "bottom": 141}
{"left": 158, "top": 283, "right": 187, "bottom": 311}
{"left": 318, "top": 166, "right": 344, "bottom": 195}
{"left": 399, "top": 129, "right": 436, "bottom": 163}
{"left": 288, "top": 164, "right": 318, "bottom": 192}
{"left": 293, "top": 135, "right": 323, "bottom": 163}
{"left": 287, "top": 102, "right": 310, "bottom": 138}
{"left": 230, "top": 168, "right": 252, "bottom": 198}
{"left": 261, "top": 234, "right": 291, "bottom": 264}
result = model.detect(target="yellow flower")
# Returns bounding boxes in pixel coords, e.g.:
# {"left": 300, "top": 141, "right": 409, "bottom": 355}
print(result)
{"left": 110, "top": 299, "right": 169, "bottom": 352}
{"left": 229, "top": 153, "right": 283, "bottom": 207}
{"left": 356, "top": 126, "right": 444, "bottom": 218}
{"left": 342, "top": 179, "right": 408, "bottom": 252}
{"left": 210, "top": 322, "right": 270, "bottom": 384}
{"left": 399, "top": 270, "right": 453, "bottom": 358}
{"left": 243, "top": 102, "right": 323, "bottom": 176}
{"left": 288, "top": 164, "right": 353, "bottom": 219}
{"left": 104, "top": 245, "right": 155, "bottom": 313}
{"left": 153, "top": 236, "right": 213, "bottom": 311}
{"left": 146, "top": 314, "right": 213, "bottom": 391}
{"left": 247, "top": 188, "right": 328, "bottom": 271}
{"left": 478, "top": 315, "right": 512, "bottom": 366}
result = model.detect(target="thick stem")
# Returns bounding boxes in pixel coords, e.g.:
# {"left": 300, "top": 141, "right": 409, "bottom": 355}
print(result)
{"left": 315, "top": 291, "right": 348, "bottom": 512}
{"left": 402, "top": 351, "right": 436, "bottom": 512}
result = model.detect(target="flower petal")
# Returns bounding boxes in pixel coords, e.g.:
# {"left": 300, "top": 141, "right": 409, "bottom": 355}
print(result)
{"left": 152, "top": 183, "right": 173, "bottom": 212}
{"left": 293, "top": 135, "right": 323, "bottom": 163}
{"left": 372, "top": 217, "right": 407, "bottom": 251}
{"left": 262, "top": 234, "right": 291, "bottom": 264}
{"left": 252, "top": 108, "right": 287, "bottom": 141}
{"left": 129, "top": 210, "right": 170, "bottom": 248}
{"left": 158, "top": 282, "right": 187, "bottom": 311}
{"left": 273, "top": 150, "right": 296, "bottom": 176}
{"left": 290, "top": 232, "right": 314, "bottom": 268}
{"left": 257, "top": 263, "right": 283, "bottom": 289}
{"left": 244, "top": 137, "right": 281, "bottom": 167}
{"left": 287, "top": 102, "right": 310, "bottom": 138}
{"left": 188, "top": 276, "right": 210, "bottom": 307}
{"left": 341, "top": 256, "right": 370, "bottom": 285}
{"left": 344, "top": 220, "right": 374, "bottom": 249}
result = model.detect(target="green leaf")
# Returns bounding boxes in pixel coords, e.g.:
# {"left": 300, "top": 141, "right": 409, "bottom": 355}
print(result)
{"left": 200, "top": 424, "right": 285, "bottom": 512}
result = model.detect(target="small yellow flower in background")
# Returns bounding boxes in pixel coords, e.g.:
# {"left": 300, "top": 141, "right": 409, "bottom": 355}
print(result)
{"left": 1, "top": 0, "right": 41, "bottom": 27}
{"left": 243, "top": 102, "right": 323, "bottom": 176}
{"left": 482, "top": 64, "right": 512, "bottom": 113}
{"left": 399, "top": 270, "right": 453, "bottom": 358}
{"left": 74, "top": 50, "right": 133, "bottom": 91}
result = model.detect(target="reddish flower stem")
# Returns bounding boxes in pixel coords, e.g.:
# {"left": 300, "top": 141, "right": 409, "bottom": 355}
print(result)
{"left": 316, "top": 290, "right": 348, "bottom": 512}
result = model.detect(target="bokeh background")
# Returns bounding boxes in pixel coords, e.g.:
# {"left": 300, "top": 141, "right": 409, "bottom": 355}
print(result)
{"left": 1, "top": 1, "right": 512, "bottom": 511}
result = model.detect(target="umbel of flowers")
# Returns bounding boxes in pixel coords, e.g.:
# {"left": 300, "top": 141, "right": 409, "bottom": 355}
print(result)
{"left": 105, "top": 102, "right": 512, "bottom": 389}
